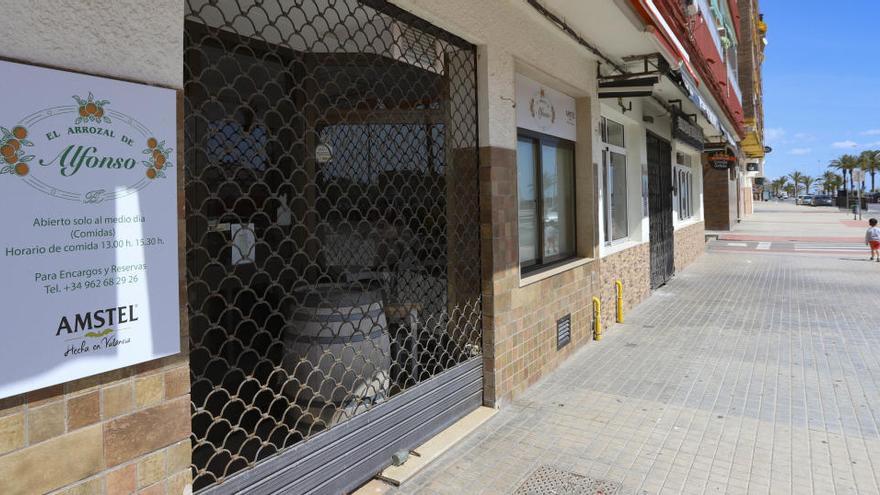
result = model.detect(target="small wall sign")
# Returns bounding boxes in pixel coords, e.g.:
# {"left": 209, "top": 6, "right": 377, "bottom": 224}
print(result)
{"left": 0, "top": 60, "right": 180, "bottom": 399}
{"left": 315, "top": 143, "right": 333, "bottom": 163}
{"left": 515, "top": 74, "right": 576, "bottom": 141}
{"left": 709, "top": 153, "right": 735, "bottom": 170}
{"left": 672, "top": 112, "right": 704, "bottom": 151}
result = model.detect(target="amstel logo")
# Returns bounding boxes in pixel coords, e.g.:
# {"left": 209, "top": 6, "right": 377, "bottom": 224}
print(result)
{"left": 0, "top": 92, "right": 173, "bottom": 204}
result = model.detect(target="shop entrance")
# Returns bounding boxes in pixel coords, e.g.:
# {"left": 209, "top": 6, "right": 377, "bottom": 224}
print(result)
{"left": 647, "top": 132, "right": 674, "bottom": 288}
{"left": 183, "top": 1, "right": 482, "bottom": 492}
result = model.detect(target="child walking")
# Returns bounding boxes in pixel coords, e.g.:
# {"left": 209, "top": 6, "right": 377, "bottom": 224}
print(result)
{"left": 867, "top": 218, "right": 880, "bottom": 262}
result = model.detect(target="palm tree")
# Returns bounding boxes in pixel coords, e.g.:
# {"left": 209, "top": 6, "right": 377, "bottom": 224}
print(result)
{"left": 868, "top": 150, "right": 880, "bottom": 192}
{"left": 788, "top": 171, "right": 804, "bottom": 197}
{"left": 830, "top": 154, "right": 858, "bottom": 190}
{"left": 771, "top": 177, "right": 788, "bottom": 196}
{"left": 858, "top": 150, "right": 877, "bottom": 192}
{"left": 802, "top": 175, "right": 815, "bottom": 195}
{"left": 821, "top": 171, "right": 842, "bottom": 194}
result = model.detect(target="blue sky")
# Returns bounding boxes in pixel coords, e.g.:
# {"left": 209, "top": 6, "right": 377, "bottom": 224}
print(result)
{"left": 761, "top": 0, "right": 880, "bottom": 181}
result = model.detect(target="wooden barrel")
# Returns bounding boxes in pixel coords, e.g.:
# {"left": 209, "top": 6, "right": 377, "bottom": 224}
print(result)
{"left": 282, "top": 284, "right": 390, "bottom": 406}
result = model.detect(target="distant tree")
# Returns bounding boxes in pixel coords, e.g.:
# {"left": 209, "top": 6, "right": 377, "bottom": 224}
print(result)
{"left": 771, "top": 177, "right": 788, "bottom": 196}
{"left": 867, "top": 150, "right": 880, "bottom": 192}
{"left": 830, "top": 154, "right": 858, "bottom": 190}
{"left": 802, "top": 175, "right": 815, "bottom": 194}
{"left": 821, "top": 171, "right": 842, "bottom": 194}
{"left": 788, "top": 171, "right": 804, "bottom": 196}
{"left": 857, "top": 150, "right": 877, "bottom": 192}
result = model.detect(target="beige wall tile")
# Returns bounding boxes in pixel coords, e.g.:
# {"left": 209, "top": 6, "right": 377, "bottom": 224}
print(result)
{"left": 0, "top": 413, "right": 25, "bottom": 455}
{"left": 165, "top": 440, "right": 190, "bottom": 475}
{"left": 0, "top": 424, "right": 103, "bottom": 495}
{"left": 55, "top": 476, "right": 103, "bottom": 495}
{"left": 105, "top": 464, "right": 136, "bottom": 495}
{"left": 137, "top": 483, "right": 164, "bottom": 495}
{"left": 165, "top": 468, "right": 192, "bottom": 495}
{"left": 29, "top": 401, "right": 66, "bottom": 444}
{"left": 103, "top": 397, "right": 189, "bottom": 467}
{"left": 68, "top": 391, "right": 101, "bottom": 431}
{"left": 102, "top": 382, "right": 133, "bottom": 419}
{"left": 137, "top": 451, "right": 166, "bottom": 489}
{"left": 134, "top": 374, "right": 164, "bottom": 409}
{"left": 163, "top": 366, "right": 189, "bottom": 400}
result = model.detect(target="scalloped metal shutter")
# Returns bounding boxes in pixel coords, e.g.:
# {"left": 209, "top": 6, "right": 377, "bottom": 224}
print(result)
{"left": 183, "top": 1, "right": 482, "bottom": 492}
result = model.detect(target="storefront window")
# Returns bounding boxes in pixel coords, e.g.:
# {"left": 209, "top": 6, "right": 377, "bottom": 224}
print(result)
{"left": 517, "top": 130, "right": 576, "bottom": 272}
{"left": 602, "top": 117, "right": 628, "bottom": 243}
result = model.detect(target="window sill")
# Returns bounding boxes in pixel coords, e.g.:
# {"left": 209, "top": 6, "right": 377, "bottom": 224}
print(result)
{"left": 674, "top": 217, "right": 702, "bottom": 230}
{"left": 600, "top": 239, "right": 646, "bottom": 258}
{"left": 519, "top": 257, "right": 594, "bottom": 287}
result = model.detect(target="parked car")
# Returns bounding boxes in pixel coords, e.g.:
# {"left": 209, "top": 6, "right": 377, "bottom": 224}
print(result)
{"left": 811, "top": 195, "right": 833, "bottom": 206}
{"left": 795, "top": 195, "right": 805, "bottom": 204}
{"left": 799, "top": 195, "right": 814, "bottom": 205}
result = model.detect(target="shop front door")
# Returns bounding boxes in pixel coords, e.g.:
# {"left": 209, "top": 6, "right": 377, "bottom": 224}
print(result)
{"left": 647, "top": 132, "right": 674, "bottom": 288}
{"left": 183, "top": 1, "right": 483, "bottom": 492}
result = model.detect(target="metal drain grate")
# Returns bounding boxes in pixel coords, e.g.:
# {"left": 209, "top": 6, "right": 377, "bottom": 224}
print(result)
{"left": 514, "top": 465, "right": 621, "bottom": 495}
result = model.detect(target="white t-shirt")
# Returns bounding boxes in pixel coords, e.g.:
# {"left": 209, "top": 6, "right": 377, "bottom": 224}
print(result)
{"left": 867, "top": 226, "right": 880, "bottom": 243}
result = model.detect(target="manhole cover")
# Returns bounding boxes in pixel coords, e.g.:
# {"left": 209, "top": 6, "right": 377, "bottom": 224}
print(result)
{"left": 514, "top": 465, "right": 621, "bottom": 495}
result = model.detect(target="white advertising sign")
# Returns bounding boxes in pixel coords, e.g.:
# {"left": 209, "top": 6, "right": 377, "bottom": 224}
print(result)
{"left": 0, "top": 61, "right": 180, "bottom": 398}
{"left": 515, "top": 73, "right": 577, "bottom": 141}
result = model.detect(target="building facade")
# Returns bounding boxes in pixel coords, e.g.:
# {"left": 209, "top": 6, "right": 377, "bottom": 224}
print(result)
{"left": 0, "top": 1, "right": 758, "bottom": 494}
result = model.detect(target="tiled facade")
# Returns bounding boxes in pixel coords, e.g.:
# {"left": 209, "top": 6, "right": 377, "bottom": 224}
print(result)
{"left": 674, "top": 221, "right": 707, "bottom": 272}
{"left": 480, "top": 147, "right": 602, "bottom": 407}
{"left": 598, "top": 244, "right": 651, "bottom": 331}
{"left": 0, "top": 359, "right": 191, "bottom": 495}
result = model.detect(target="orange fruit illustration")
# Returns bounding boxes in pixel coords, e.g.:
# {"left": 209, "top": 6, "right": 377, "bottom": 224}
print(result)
{"left": 8, "top": 140, "right": 19, "bottom": 152}
{"left": 0, "top": 144, "right": 14, "bottom": 158}
{"left": 95, "top": 107, "right": 104, "bottom": 119}
{"left": 85, "top": 102, "right": 97, "bottom": 115}
{"left": 12, "top": 127, "right": 26, "bottom": 140}
{"left": 4, "top": 154, "right": 16, "bottom": 164}
{"left": 79, "top": 106, "right": 88, "bottom": 117}
{"left": 147, "top": 137, "right": 158, "bottom": 149}
{"left": 14, "top": 163, "right": 28, "bottom": 176}
{"left": 146, "top": 168, "right": 157, "bottom": 179}
{"left": 155, "top": 156, "right": 166, "bottom": 169}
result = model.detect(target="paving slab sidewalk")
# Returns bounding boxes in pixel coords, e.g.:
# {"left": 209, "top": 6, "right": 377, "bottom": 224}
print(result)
{"left": 384, "top": 203, "right": 880, "bottom": 495}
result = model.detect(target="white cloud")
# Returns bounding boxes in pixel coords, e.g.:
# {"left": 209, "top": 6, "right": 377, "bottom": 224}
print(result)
{"left": 788, "top": 148, "right": 812, "bottom": 155}
{"left": 832, "top": 140, "right": 858, "bottom": 149}
{"left": 792, "top": 132, "right": 814, "bottom": 142}
{"left": 861, "top": 129, "right": 880, "bottom": 136}
{"left": 764, "top": 128, "right": 786, "bottom": 141}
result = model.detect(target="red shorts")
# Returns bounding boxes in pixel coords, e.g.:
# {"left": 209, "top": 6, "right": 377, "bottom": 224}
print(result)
{"left": 871, "top": 241, "right": 880, "bottom": 250}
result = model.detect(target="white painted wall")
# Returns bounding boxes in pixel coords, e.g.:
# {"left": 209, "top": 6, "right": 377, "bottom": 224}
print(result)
{"left": 389, "top": 0, "right": 599, "bottom": 152}
{"left": 0, "top": 1, "right": 183, "bottom": 89}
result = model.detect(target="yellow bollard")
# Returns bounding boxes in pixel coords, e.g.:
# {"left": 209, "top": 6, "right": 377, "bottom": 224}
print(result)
{"left": 615, "top": 280, "right": 624, "bottom": 324}
{"left": 592, "top": 296, "right": 602, "bottom": 340}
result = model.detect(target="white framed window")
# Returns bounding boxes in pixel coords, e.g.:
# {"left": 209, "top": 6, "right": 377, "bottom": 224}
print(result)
{"left": 674, "top": 153, "right": 695, "bottom": 221}
{"left": 601, "top": 117, "right": 627, "bottom": 243}
{"left": 517, "top": 129, "right": 576, "bottom": 273}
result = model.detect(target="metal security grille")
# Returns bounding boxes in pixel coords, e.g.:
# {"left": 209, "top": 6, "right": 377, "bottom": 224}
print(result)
{"left": 647, "top": 132, "right": 674, "bottom": 288}
{"left": 183, "top": 1, "right": 481, "bottom": 491}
